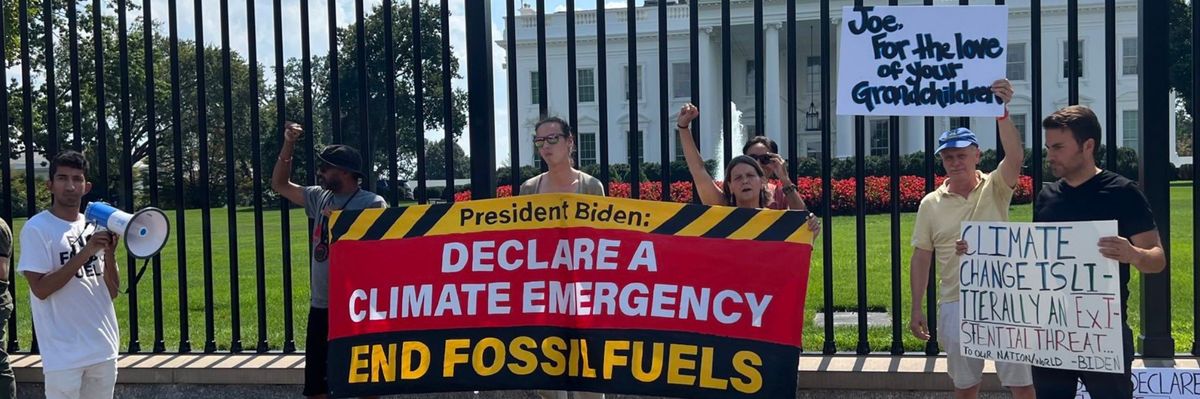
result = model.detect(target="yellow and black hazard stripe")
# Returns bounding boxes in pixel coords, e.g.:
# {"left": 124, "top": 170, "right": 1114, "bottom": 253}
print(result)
{"left": 329, "top": 203, "right": 453, "bottom": 243}
{"left": 649, "top": 204, "right": 814, "bottom": 242}
{"left": 329, "top": 194, "right": 813, "bottom": 244}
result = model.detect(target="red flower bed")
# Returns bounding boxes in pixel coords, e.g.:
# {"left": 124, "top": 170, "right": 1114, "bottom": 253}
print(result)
{"left": 453, "top": 174, "right": 1033, "bottom": 215}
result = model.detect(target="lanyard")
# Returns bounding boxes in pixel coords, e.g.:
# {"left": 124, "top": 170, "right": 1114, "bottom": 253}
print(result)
{"left": 318, "top": 188, "right": 360, "bottom": 244}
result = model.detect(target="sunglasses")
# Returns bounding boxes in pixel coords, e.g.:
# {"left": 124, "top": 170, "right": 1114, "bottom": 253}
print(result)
{"left": 751, "top": 154, "right": 774, "bottom": 164}
{"left": 533, "top": 133, "right": 566, "bottom": 148}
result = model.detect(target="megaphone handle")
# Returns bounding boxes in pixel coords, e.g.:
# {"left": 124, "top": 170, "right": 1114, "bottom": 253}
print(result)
{"left": 124, "top": 257, "right": 151, "bottom": 295}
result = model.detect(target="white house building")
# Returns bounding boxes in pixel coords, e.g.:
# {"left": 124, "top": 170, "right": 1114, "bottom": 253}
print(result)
{"left": 498, "top": 0, "right": 1188, "bottom": 168}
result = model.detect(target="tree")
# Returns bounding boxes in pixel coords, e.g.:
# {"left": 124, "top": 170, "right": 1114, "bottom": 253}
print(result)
{"left": 424, "top": 138, "right": 470, "bottom": 180}
{"left": 1, "top": 0, "right": 65, "bottom": 67}
{"left": 1169, "top": 0, "right": 1193, "bottom": 112}
{"left": 316, "top": 1, "right": 468, "bottom": 184}
{"left": 5, "top": 2, "right": 265, "bottom": 210}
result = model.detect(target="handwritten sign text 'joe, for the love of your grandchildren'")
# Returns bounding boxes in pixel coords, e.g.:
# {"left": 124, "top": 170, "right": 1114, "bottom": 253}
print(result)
{"left": 838, "top": 6, "right": 1008, "bottom": 117}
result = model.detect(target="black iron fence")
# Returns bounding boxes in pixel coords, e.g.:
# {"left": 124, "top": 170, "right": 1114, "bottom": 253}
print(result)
{"left": 0, "top": 0, "right": 1194, "bottom": 359}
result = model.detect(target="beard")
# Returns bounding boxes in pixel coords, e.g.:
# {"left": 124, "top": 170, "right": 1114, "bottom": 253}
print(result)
{"left": 320, "top": 178, "right": 343, "bottom": 192}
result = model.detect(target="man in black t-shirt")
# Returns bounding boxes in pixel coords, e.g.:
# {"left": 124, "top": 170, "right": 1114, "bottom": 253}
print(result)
{"left": 1032, "top": 105, "right": 1167, "bottom": 399}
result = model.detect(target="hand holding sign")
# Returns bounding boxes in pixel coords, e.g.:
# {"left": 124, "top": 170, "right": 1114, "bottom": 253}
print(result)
{"left": 1097, "top": 236, "right": 1141, "bottom": 264}
{"left": 991, "top": 79, "right": 1013, "bottom": 105}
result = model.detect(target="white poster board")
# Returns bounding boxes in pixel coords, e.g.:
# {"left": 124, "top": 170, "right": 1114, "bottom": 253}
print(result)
{"left": 1077, "top": 368, "right": 1200, "bottom": 398}
{"left": 959, "top": 221, "right": 1124, "bottom": 373}
{"left": 837, "top": 6, "right": 1008, "bottom": 116}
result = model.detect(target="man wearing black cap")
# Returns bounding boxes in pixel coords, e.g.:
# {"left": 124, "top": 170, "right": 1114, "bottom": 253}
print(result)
{"left": 908, "top": 79, "right": 1034, "bottom": 399}
{"left": 271, "top": 122, "right": 387, "bottom": 399}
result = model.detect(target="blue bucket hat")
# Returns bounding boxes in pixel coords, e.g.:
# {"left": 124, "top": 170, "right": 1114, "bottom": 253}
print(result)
{"left": 935, "top": 127, "right": 979, "bottom": 154}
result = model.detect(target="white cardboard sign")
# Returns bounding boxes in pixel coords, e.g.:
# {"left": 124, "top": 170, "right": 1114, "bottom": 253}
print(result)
{"left": 959, "top": 220, "right": 1124, "bottom": 374}
{"left": 837, "top": 6, "right": 1008, "bottom": 116}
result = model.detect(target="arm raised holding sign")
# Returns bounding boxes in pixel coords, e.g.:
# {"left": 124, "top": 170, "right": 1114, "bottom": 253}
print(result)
{"left": 992, "top": 79, "right": 1024, "bottom": 189}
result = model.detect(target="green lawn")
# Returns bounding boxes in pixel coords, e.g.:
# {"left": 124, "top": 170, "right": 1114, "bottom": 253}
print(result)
{"left": 3, "top": 185, "right": 1194, "bottom": 354}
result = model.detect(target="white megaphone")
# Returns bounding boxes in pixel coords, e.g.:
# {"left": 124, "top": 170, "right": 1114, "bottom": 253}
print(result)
{"left": 84, "top": 202, "right": 170, "bottom": 258}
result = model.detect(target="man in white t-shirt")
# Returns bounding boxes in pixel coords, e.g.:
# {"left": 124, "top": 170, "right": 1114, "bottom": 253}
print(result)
{"left": 18, "top": 150, "right": 120, "bottom": 399}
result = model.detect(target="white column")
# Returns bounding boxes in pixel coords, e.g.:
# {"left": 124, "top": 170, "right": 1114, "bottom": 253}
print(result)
{"left": 836, "top": 115, "right": 855, "bottom": 158}
{"left": 764, "top": 23, "right": 782, "bottom": 151}
{"left": 699, "top": 27, "right": 721, "bottom": 157}
{"left": 607, "top": 52, "right": 627, "bottom": 163}
{"left": 830, "top": 17, "right": 850, "bottom": 159}
{"left": 904, "top": 116, "right": 925, "bottom": 155}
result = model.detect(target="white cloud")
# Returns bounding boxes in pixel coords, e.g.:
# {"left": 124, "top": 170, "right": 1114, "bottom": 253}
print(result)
{"left": 604, "top": 1, "right": 629, "bottom": 9}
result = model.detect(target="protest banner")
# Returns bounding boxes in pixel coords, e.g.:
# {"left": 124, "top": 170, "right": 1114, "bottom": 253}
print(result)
{"left": 325, "top": 194, "right": 814, "bottom": 398}
{"left": 1077, "top": 368, "right": 1200, "bottom": 398}
{"left": 837, "top": 5, "right": 1008, "bottom": 116}
{"left": 958, "top": 220, "right": 1123, "bottom": 373}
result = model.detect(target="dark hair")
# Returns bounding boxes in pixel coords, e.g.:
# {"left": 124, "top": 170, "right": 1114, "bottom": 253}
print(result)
{"left": 1042, "top": 105, "right": 1102, "bottom": 158}
{"left": 742, "top": 135, "right": 778, "bottom": 154}
{"left": 722, "top": 155, "right": 769, "bottom": 208}
{"left": 49, "top": 150, "right": 88, "bottom": 180}
{"left": 534, "top": 116, "right": 573, "bottom": 139}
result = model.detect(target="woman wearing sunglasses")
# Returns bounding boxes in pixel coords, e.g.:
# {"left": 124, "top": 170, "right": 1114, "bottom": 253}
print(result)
{"left": 518, "top": 117, "right": 606, "bottom": 197}
{"left": 736, "top": 136, "right": 808, "bottom": 211}
{"left": 676, "top": 103, "right": 819, "bottom": 231}
{"left": 677, "top": 107, "right": 806, "bottom": 211}
{"left": 520, "top": 116, "right": 605, "bottom": 399}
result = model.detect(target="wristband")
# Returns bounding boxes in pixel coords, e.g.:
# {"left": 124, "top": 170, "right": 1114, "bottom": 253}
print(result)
{"left": 677, "top": 124, "right": 690, "bottom": 130}
{"left": 997, "top": 108, "right": 1009, "bottom": 121}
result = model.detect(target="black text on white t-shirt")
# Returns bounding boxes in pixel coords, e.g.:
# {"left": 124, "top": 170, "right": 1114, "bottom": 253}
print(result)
{"left": 57, "top": 232, "right": 103, "bottom": 279}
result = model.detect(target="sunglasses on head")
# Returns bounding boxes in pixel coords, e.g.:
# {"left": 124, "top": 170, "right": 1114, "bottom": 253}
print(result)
{"left": 533, "top": 133, "right": 566, "bottom": 148}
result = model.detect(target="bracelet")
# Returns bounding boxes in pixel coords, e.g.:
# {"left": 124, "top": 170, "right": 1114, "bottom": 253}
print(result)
{"left": 278, "top": 157, "right": 292, "bottom": 163}
{"left": 677, "top": 124, "right": 690, "bottom": 130}
{"left": 782, "top": 184, "right": 799, "bottom": 194}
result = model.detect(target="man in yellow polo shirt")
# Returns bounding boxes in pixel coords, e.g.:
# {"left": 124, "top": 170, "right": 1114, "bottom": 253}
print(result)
{"left": 908, "top": 79, "right": 1033, "bottom": 399}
